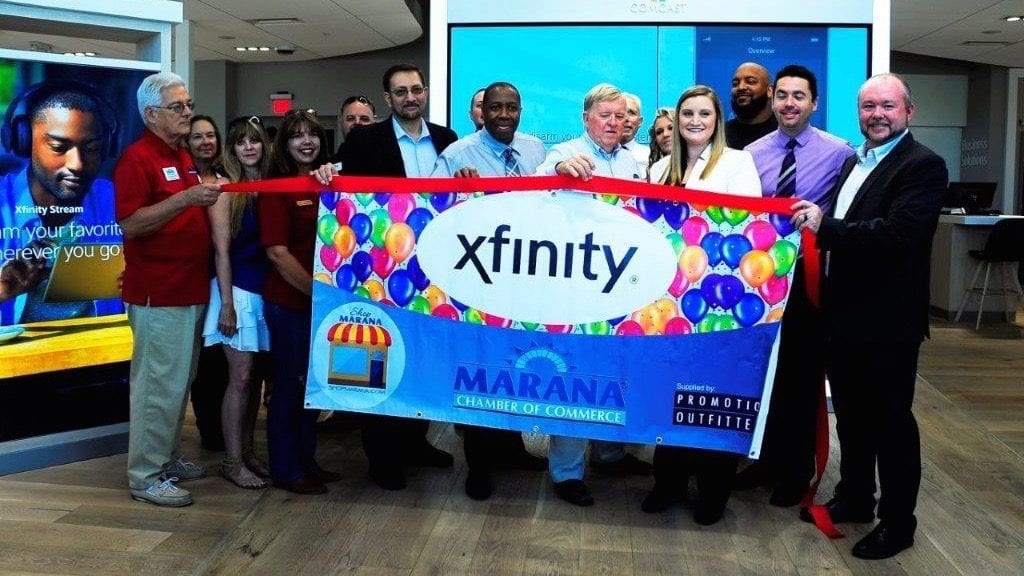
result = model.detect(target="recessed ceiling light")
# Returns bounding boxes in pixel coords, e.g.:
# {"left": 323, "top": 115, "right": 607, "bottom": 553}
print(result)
{"left": 235, "top": 47, "right": 247, "bottom": 52}
{"left": 246, "top": 47, "right": 258, "bottom": 51}
{"left": 259, "top": 46, "right": 271, "bottom": 51}
{"left": 219, "top": 35, "right": 235, "bottom": 40}
{"left": 1005, "top": 15, "right": 1022, "bottom": 22}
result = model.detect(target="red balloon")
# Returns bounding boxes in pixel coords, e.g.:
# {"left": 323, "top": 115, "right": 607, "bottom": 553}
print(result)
{"left": 432, "top": 303, "right": 460, "bottom": 321}
{"left": 483, "top": 312, "right": 513, "bottom": 328}
{"left": 615, "top": 320, "right": 645, "bottom": 336}
{"left": 664, "top": 316, "right": 693, "bottom": 335}
{"left": 370, "top": 246, "right": 396, "bottom": 279}
{"left": 544, "top": 323, "right": 574, "bottom": 334}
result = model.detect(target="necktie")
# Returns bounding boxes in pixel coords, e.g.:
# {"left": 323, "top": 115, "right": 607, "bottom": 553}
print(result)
{"left": 776, "top": 138, "right": 797, "bottom": 198}
{"left": 503, "top": 147, "right": 520, "bottom": 176}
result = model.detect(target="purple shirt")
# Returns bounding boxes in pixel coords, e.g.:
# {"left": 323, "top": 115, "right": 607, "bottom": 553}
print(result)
{"left": 745, "top": 126, "right": 853, "bottom": 213}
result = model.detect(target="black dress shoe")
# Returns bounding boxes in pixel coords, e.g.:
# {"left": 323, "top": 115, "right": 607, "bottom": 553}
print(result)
{"left": 640, "top": 484, "right": 682, "bottom": 513}
{"left": 553, "top": 479, "right": 594, "bottom": 507}
{"left": 273, "top": 475, "right": 328, "bottom": 495}
{"left": 769, "top": 481, "right": 808, "bottom": 507}
{"left": 311, "top": 465, "right": 342, "bottom": 483}
{"left": 407, "top": 444, "right": 454, "bottom": 468}
{"left": 588, "top": 453, "right": 652, "bottom": 476}
{"left": 852, "top": 520, "right": 916, "bottom": 559}
{"left": 693, "top": 498, "right": 727, "bottom": 526}
{"left": 733, "top": 461, "right": 774, "bottom": 490}
{"left": 368, "top": 465, "right": 407, "bottom": 491}
{"left": 800, "top": 496, "right": 875, "bottom": 524}
{"left": 464, "top": 470, "right": 493, "bottom": 501}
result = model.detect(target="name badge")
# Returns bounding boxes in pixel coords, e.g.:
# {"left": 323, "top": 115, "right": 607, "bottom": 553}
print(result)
{"left": 297, "top": 199, "right": 314, "bottom": 206}
{"left": 162, "top": 167, "right": 180, "bottom": 181}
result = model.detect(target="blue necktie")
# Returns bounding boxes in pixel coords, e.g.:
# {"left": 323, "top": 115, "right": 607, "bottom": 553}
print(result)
{"left": 502, "top": 147, "right": 520, "bottom": 176}
{"left": 777, "top": 138, "right": 797, "bottom": 198}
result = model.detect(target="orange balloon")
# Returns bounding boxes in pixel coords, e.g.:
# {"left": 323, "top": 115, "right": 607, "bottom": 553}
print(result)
{"left": 739, "top": 250, "right": 776, "bottom": 288}
{"left": 650, "top": 298, "right": 679, "bottom": 334}
{"left": 422, "top": 285, "right": 447, "bottom": 311}
{"left": 679, "top": 245, "right": 709, "bottom": 284}
{"left": 630, "top": 305, "right": 660, "bottom": 335}
{"left": 333, "top": 225, "right": 356, "bottom": 259}
{"left": 313, "top": 272, "right": 334, "bottom": 286}
{"left": 384, "top": 222, "right": 415, "bottom": 264}
{"left": 364, "top": 279, "right": 385, "bottom": 301}
{"left": 766, "top": 307, "right": 785, "bottom": 323}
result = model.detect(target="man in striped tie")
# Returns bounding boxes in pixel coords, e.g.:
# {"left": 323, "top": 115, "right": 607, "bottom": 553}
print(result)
{"left": 739, "top": 64, "right": 854, "bottom": 507}
{"left": 431, "top": 81, "right": 548, "bottom": 500}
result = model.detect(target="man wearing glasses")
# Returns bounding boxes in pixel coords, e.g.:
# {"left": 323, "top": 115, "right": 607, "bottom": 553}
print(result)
{"left": 114, "top": 72, "right": 221, "bottom": 507}
{"left": 339, "top": 63, "right": 457, "bottom": 491}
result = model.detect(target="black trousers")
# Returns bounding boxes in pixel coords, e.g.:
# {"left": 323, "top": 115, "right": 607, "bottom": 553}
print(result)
{"left": 758, "top": 263, "right": 822, "bottom": 485}
{"left": 827, "top": 338, "right": 922, "bottom": 523}
{"left": 652, "top": 445, "right": 738, "bottom": 510}
{"left": 361, "top": 415, "right": 431, "bottom": 471}
{"left": 190, "top": 345, "right": 227, "bottom": 450}
{"left": 463, "top": 426, "right": 529, "bottom": 472}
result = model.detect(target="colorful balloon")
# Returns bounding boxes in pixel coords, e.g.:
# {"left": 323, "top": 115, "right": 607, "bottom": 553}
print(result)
{"left": 768, "top": 240, "right": 798, "bottom": 277}
{"left": 733, "top": 293, "right": 766, "bottom": 327}
{"left": 350, "top": 213, "right": 372, "bottom": 244}
{"left": 386, "top": 269, "right": 415, "bottom": 306}
{"left": 405, "top": 256, "right": 430, "bottom": 291}
{"left": 739, "top": 250, "right": 775, "bottom": 288}
{"left": 544, "top": 324, "right": 574, "bottom": 334}
{"left": 615, "top": 320, "right": 645, "bottom": 336}
{"left": 681, "top": 289, "right": 709, "bottom": 323}
{"left": 465, "top": 308, "right": 485, "bottom": 324}
{"left": 334, "top": 198, "right": 356, "bottom": 226}
{"left": 700, "top": 232, "right": 724, "bottom": 266}
{"left": 705, "top": 205, "right": 725, "bottom": 224}
{"left": 364, "top": 278, "right": 385, "bottom": 301}
{"left": 373, "top": 192, "right": 391, "bottom": 206}
{"left": 354, "top": 192, "right": 373, "bottom": 207}
{"left": 334, "top": 265, "right": 357, "bottom": 291}
{"left": 664, "top": 316, "right": 692, "bottom": 335}
{"left": 769, "top": 212, "right": 796, "bottom": 237}
{"left": 695, "top": 314, "right": 717, "bottom": 333}
{"left": 766, "top": 307, "right": 785, "bottom": 323}
{"left": 351, "top": 250, "right": 372, "bottom": 281}
{"left": 354, "top": 285, "right": 370, "bottom": 299}
{"left": 320, "top": 192, "right": 338, "bottom": 210}
{"left": 701, "top": 273, "right": 722, "bottom": 308}
{"left": 743, "top": 220, "right": 778, "bottom": 251}
{"left": 388, "top": 193, "right": 416, "bottom": 223}
{"left": 758, "top": 274, "right": 789, "bottom": 305}
{"left": 722, "top": 207, "right": 750, "bottom": 226}
{"left": 631, "top": 306, "right": 660, "bottom": 335}
{"left": 432, "top": 303, "right": 460, "bottom": 321}
{"left": 313, "top": 271, "right": 334, "bottom": 286}
{"left": 636, "top": 198, "right": 665, "bottom": 223}
{"left": 370, "top": 246, "right": 396, "bottom": 279}
{"left": 450, "top": 297, "right": 468, "bottom": 312}
{"left": 369, "top": 208, "right": 391, "bottom": 248}
{"left": 599, "top": 194, "right": 620, "bottom": 205}
{"left": 316, "top": 214, "right": 340, "bottom": 245}
{"left": 713, "top": 275, "right": 745, "bottom": 309}
{"left": 319, "top": 244, "right": 342, "bottom": 271}
{"left": 712, "top": 315, "right": 740, "bottom": 332}
{"left": 520, "top": 321, "right": 540, "bottom": 331}
{"left": 483, "top": 313, "right": 513, "bottom": 328}
{"left": 333, "top": 225, "right": 356, "bottom": 259}
{"left": 430, "top": 192, "right": 457, "bottom": 212}
{"left": 679, "top": 245, "right": 709, "bottom": 283}
{"left": 406, "top": 295, "right": 431, "bottom": 314}
{"left": 663, "top": 201, "right": 689, "bottom": 229}
{"left": 406, "top": 207, "right": 434, "bottom": 239}
{"left": 667, "top": 232, "right": 684, "bottom": 258}
{"left": 422, "top": 285, "right": 447, "bottom": 311}
{"left": 582, "top": 320, "right": 611, "bottom": 335}
{"left": 720, "top": 234, "right": 753, "bottom": 269}
{"left": 384, "top": 222, "right": 415, "bottom": 264}
{"left": 668, "top": 267, "right": 688, "bottom": 298}
{"left": 681, "top": 216, "right": 710, "bottom": 246}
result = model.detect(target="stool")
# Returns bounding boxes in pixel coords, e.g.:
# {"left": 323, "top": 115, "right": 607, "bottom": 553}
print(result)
{"left": 953, "top": 219, "right": 1024, "bottom": 329}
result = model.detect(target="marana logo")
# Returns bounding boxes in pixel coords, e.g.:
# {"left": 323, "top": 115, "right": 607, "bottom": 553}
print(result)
{"left": 454, "top": 224, "right": 636, "bottom": 293}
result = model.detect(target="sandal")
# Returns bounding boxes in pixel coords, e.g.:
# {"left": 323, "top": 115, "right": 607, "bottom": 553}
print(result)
{"left": 221, "top": 458, "right": 267, "bottom": 490}
{"left": 242, "top": 450, "right": 271, "bottom": 479}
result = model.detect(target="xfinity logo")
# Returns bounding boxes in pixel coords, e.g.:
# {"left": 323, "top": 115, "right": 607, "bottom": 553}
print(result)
{"left": 455, "top": 224, "right": 636, "bottom": 293}
{"left": 417, "top": 192, "right": 676, "bottom": 325}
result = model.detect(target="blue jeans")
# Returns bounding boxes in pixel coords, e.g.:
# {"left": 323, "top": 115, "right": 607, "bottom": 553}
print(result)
{"left": 265, "top": 302, "right": 318, "bottom": 483}
{"left": 548, "top": 437, "right": 626, "bottom": 482}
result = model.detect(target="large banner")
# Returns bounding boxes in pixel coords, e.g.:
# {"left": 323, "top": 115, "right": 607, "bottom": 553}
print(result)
{"left": 275, "top": 174, "right": 804, "bottom": 457}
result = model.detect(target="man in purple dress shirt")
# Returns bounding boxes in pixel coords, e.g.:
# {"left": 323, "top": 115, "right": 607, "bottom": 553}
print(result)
{"left": 737, "top": 64, "right": 854, "bottom": 506}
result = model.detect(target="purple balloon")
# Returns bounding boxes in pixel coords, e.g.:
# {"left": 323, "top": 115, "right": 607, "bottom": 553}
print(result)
{"left": 720, "top": 234, "right": 753, "bottom": 269}
{"left": 714, "top": 275, "right": 745, "bottom": 309}
{"left": 681, "top": 289, "right": 709, "bottom": 323}
{"left": 373, "top": 192, "right": 391, "bottom": 205}
{"left": 769, "top": 213, "right": 796, "bottom": 237}
{"left": 387, "top": 269, "right": 415, "bottom": 307}
{"left": 351, "top": 251, "right": 372, "bottom": 281}
{"left": 320, "top": 192, "right": 338, "bottom": 210}
{"left": 636, "top": 198, "right": 665, "bottom": 223}
{"left": 733, "top": 293, "right": 766, "bottom": 327}
{"left": 335, "top": 264, "right": 357, "bottom": 292}
{"left": 350, "top": 213, "right": 372, "bottom": 244}
{"left": 430, "top": 192, "right": 457, "bottom": 212}
{"left": 662, "top": 201, "right": 690, "bottom": 229}
{"left": 700, "top": 273, "right": 722, "bottom": 308}
{"left": 701, "top": 232, "right": 724, "bottom": 267}
{"left": 406, "top": 207, "right": 434, "bottom": 239}
{"left": 405, "top": 256, "right": 430, "bottom": 291}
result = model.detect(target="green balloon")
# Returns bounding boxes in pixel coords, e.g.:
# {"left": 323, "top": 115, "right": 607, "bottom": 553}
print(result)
{"left": 705, "top": 206, "right": 725, "bottom": 224}
{"left": 696, "top": 315, "right": 717, "bottom": 333}
{"left": 316, "top": 214, "right": 339, "bottom": 245}
{"left": 599, "top": 193, "right": 620, "bottom": 205}
{"left": 583, "top": 320, "right": 611, "bottom": 335}
{"left": 465, "top": 308, "right": 485, "bottom": 324}
{"left": 369, "top": 208, "right": 391, "bottom": 248}
{"left": 354, "top": 286, "right": 370, "bottom": 299}
{"left": 667, "top": 232, "right": 684, "bottom": 257}
{"left": 406, "top": 295, "right": 431, "bottom": 314}
{"left": 722, "top": 207, "right": 750, "bottom": 226}
{"left": 520, "top": 321, "right": 540, "bottom": 331}
{"left": 354, "top": 192, "right": 374, "bottom": 206}
{"left": 713, "top": 315, "right": 739, "bottom": 332}
{"left": 768, "top": 240, "right": 798, "bottom": 277}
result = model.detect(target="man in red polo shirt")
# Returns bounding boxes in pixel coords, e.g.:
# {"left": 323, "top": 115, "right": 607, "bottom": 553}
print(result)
{"left": 114, "top": 72, "right": 220, "bottom": 507}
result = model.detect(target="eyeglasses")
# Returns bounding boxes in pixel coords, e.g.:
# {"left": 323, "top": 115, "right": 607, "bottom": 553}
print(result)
{"left": 343, "top": 95, "right": 373, "bottom": 107}
{"left": 388, "top": 86, "right": 425, "bottom": 99}
{"left": 285, "top": 108, "right": 317, "bottom": 117}
{"left": 227, "top": 115, "right": 262, "bottom": 130}
{"left": 150, "top": 100, "right": 195, "bottom": 115}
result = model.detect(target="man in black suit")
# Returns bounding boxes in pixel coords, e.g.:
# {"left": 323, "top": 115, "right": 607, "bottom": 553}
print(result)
{"left": 791, "top": 73, "right": 947, "bottom": 560}
{"left": 338, "top": 63, "right": 456, "bottom": 491}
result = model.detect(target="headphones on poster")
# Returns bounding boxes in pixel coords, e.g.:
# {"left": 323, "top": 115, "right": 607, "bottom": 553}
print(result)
{"left": 2, "top": 80, "right": 120, "bottom": 160}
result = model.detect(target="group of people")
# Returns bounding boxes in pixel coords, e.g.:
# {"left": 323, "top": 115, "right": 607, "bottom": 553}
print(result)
{"left": 114, "top": 57, "right": 946, "bottom": 561}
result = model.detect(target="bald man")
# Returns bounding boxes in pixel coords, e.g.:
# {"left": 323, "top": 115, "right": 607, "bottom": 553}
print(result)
{"left": 725, "top": 62, "right": 777, "bottom": 149}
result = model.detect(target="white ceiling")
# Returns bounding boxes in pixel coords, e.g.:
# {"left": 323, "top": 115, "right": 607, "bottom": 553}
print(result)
{"left": 4, "top": 1, "right": 1024, "bottom": 68}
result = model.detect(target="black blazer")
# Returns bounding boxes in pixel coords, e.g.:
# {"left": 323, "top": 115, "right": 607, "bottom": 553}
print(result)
{"left": 817, "top": 133, "right": 948, "bottom": 343}
{"left": 335, "top": 115, "right": 458, "bottom": 176}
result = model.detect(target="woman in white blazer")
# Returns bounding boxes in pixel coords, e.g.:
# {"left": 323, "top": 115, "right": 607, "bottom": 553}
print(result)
{"left": 642, "top": 84, "right": 763, "bottom": 525}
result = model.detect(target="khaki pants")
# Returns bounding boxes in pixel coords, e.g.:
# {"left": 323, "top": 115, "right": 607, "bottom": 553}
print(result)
{"left": 126, "top": 303, "right": 205, "bottom": 489}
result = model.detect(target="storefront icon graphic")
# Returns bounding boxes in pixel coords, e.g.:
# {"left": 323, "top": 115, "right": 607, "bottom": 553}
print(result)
{"left": 326, "top": 322, "right": 392, "bottom": 388}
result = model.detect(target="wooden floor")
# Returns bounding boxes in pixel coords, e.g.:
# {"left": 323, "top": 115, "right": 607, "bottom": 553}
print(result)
{"left": 1, "top": 310, "right": 1023, "bottom": 575}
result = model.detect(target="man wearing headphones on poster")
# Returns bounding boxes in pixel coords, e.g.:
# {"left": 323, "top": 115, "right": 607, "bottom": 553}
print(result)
{"left": 0, "top": 81, "right": 123, "bottom": 325}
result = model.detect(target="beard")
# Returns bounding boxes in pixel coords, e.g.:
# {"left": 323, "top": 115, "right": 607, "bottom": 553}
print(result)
{"left": 731, "top": 93, "right": 770, "bottom": 121}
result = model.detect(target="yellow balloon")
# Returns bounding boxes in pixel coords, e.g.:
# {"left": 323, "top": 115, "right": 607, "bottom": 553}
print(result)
{"left": 739, "top": 250, "right": 775, "bottom": 288}
{"left": 631, "top": 304, "right": 662, "bottom": 335}
{"left": 333, "top": 225, "right": 356, "bottom": 259}
{"left": 422, "top": 285, "right": 447, "bottom": 311}
{"left": 313, "top": 272, "right": 334, "bottom": 286}
{"left": 679, "top": 245, "right": 709, "bottom": 284}
{"left": 650, "top": 298, "right": 680, "bottom": 334}
{"left": 384, "top": 222, "right": 415, "bottom": 264}
{"left": 364, "top": 279, "right": 385, "bottom": 302}
{"left": 766, "top": 307, "right": 785, "bottom": 323}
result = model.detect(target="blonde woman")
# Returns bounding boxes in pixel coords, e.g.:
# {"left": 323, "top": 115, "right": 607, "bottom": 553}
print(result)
{"left": 646, "top": 107, "right": 675, "bottom": 174}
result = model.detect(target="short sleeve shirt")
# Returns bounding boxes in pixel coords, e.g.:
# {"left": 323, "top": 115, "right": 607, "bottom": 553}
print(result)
{"left": 259, "top": 191, "right": 318, "bottom": 311}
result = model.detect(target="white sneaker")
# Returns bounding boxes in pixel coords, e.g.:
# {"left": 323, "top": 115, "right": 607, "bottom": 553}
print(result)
{"left": 162, "top": 456, "right": 206, "bottom": 481}
{"left": 130, "top": 478, "right": 193, "bottom": 507}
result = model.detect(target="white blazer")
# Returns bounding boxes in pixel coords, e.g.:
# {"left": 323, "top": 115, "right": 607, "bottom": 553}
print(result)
{"left": 649, "top": 147, "right": 762, "bottom": 197}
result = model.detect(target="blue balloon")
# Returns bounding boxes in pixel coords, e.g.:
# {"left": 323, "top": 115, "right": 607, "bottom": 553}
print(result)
{"left": 350, "top": 213, "right": 372, "bottom": 244}
{"left": 720, "top": 234, "right": 753, "bottom": 269}
{"left": 335, "top": 264, "right": 357, "bottom": 292}
{"left": 681, "top": 289, "right": 709, "bottom": 323}
{"left": 636, "top": 198, "right": 665, "bottom": 223}
{"left": 714, "top": 275, "right": 745, "bottom": 309}
{"left": 607, "top": 315, "right": 626, "bottom": 326}
{"left": 700, "top": 232, "right": 724, "bottom": 267}
{"left": 662, "top": 201, "right": 690, "bottom": 229}
{"left": 450, "top": 297, "right": 469, "bottom": 312}
{"left": 769, "top": 213, "right": 796, "bottom": 237}
{"left": 405, "top": 256, "right": 430, "bottom": 291}
{"left": 700, "top": 273, "right": 721, "bottom": 308}
{"left": 351, "top": 251, "right": 372, "bottom": 281}
{"left": 430, "top": 192, "right": 456, "bottom": 212}
{"left": 387, "top": 269, "right": 416, "bottom": 307}
{"left": 373, "top": 192, "right": 391, "bottom": 206}
{"left": 733, "top": 293, "right": 766, "bottom": 327}
{"left": 406, "top": 207, "right": 434, "bottom": 239}
{"left": 320, "top": 192, "right": 338, "bottom": 210}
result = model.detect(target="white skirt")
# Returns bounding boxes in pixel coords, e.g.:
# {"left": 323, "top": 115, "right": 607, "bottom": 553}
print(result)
{"left": 203, "top": 279, "right": 271, "bottom": 352}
